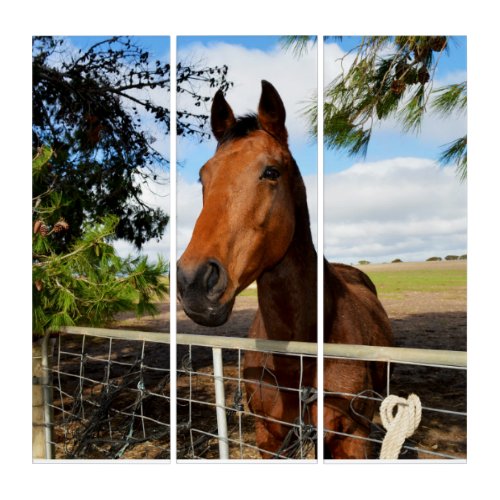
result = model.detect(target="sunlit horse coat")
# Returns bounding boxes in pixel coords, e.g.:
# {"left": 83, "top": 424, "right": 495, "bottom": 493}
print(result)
{"left": 177, "top": 81, "right": 393, "bottom": 458}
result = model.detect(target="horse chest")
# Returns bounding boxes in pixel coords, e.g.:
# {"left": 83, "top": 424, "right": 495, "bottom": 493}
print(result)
{"left": 243, "top": 350, "right": 316, "bottom": 420}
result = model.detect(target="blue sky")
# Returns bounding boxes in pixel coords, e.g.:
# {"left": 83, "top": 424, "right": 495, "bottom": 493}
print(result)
{"left": 179, "top": 36, "right": 282, "bottom": 51}
{"left": 68, "top": 36, "right": 170, "bottom": 61}
{"left": 177, "top": 35, "right": 467, "bottom": 176}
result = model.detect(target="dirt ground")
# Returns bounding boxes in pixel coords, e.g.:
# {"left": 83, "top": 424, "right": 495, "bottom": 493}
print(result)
{"left": 53, "top": 261, "right": 466, "bottom": 460}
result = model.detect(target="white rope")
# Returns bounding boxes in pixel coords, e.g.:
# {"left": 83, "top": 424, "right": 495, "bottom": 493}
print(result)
{"left": 379, "top": 394, "right": 422, "bottom": 460}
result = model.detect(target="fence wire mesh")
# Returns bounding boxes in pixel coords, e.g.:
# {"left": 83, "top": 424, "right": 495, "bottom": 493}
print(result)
{"left": 176, "top": 338, "right": 466, "bottom": 460}
{"left": 36, "top": 327, "right": 466, "bottom": 461}
{"left": 176, "top": 344, "right": 317, "bottom": 459}
{"left": 48, "top": 333, "right": 170, "bottom": 459}
{"left": 323, "top": 358, "right": 467, "bottom": 460}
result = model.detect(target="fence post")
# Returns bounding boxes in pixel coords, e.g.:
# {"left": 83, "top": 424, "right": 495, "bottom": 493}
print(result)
{"left": 212, "top": 347, "right": 229, "bottom": 459}
{"left": 32, "top": 335, "right": 54, "bottom": 459}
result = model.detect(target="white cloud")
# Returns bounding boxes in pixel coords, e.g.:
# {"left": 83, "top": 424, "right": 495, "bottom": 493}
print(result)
{"left": 323, "top": 41, "right": 355, "bottom": 88}
{"left": 176, "top": 174, "right": 204, "bottom": 254}
{"left": 119, "top": 156, "right": 467, "bottom": 266}
{"left": 324, "top": 157, "right": 467, "bottom": 263}
{"left": 113, "top": 237, "right": 169, "bottom": 264}
{"left": 114, "top": 169, "right": 170, "bottom": 262}
{"left": 321, "top": 41, "right": 467, "bottom": 264}
{"left": 177, "top": 40, "right": 317, "bottom": 147}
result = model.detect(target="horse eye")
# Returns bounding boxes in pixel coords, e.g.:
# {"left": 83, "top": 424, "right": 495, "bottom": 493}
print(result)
{"left": 260, "top": 167, "right": 281, "bottom": 181}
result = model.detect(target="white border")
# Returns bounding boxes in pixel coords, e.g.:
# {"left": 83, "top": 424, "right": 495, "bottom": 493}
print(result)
{"left": 7, "top": 0, "right": 499, "bottom": 497}
{"left": 169, "top": 34, "right": 178, "bottom": 463}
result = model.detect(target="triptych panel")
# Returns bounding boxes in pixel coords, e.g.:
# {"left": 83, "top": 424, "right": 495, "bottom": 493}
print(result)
{"left": 32, "top": 35, "right": 467, "bottom": 462}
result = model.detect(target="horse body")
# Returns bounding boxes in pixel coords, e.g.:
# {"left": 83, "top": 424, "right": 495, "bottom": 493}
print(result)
{"left": 177, "top": 80, "right": 393, "bottom": 459}
{"left": 243, "top": 185, "right": 318, "bottom": 457}
{"left": 323, "top": 262, "right": 393, "bottom": 457}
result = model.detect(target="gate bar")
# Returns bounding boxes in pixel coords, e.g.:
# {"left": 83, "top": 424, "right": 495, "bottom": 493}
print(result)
{"left": 59, "top": 327, "right": 467, "bottom": 368}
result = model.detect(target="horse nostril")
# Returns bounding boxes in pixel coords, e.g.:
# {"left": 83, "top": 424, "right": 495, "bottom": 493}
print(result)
{"left": 177, "top": 259, "right": 227, "bottom": 304}
{"left": 205, "top": 259, "right": 227, "bottom": 300}
{"left": 206, "top": 262, "right": 220, "bottom": 292}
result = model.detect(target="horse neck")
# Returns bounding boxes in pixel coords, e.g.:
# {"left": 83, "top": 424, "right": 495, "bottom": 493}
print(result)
{"left": 256, "top": 184, "right": 317, "bottom": 342}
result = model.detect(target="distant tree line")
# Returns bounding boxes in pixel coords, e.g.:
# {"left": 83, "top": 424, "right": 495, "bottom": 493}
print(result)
{"left": 427, "top": 255, "right": 467, "bottom": 261}
{"left": 355, "top": 255, "right": 467, "bottom": 265}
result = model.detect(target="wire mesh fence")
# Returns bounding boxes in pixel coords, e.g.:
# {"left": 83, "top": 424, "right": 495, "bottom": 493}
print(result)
{"left": 323, "top": 346, "right": 467, "bottom": 460}
{"left": 176, "top": 343, "right": 317, "bottom": 459}
{"left": 176, "top": 336, "right": 466, "bottom": 460}
{"left": 46, "top": 329, "right": 170, "bottom": 459}
{"left": 33, "top": 327, "right": 466, "bottom": 461}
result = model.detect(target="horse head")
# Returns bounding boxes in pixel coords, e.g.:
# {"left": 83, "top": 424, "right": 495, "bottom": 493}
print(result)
{"left": 177, "top": 80, "right": 303, "bottom": 326}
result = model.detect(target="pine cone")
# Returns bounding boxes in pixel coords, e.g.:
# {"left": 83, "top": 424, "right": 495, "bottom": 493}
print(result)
{"left": 35, "top": 280, "right": 43, "bottom": 292}
{"left": 394, "top": 36, "right": 408, "bottom": 49}
{"left": 404, "top": 68, "right": 419, "bottom": 85}
{"left": 414, "top": 45, "right": 430, "bottom": 62}
{"left": 53, "top": 219, "right": 69, "bottom": 233}
{"left": 430, "top": 36, "right": 447, "bottom": 52}
{"left": 391, "top": 79, "right": 406, "bottom": 95}
{"left": 34, "top": 220, "right": 43, "bottom": 234}
{"left": 418, "top": 67, "right": 430, "bottom": 85}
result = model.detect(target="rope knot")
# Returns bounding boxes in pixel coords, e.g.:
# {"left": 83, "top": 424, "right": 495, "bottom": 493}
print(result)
{"left": 379, "top": 393, "right": 422, "bottom": 459}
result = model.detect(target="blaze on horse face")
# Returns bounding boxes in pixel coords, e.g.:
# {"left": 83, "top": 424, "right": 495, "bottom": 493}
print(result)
{"left": 177, "top": 81, "right": 296, "bottom": 326}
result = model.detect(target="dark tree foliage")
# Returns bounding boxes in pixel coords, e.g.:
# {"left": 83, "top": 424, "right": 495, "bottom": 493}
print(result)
{"left": 33, "top": 36, "right": 232, "bottom": 248}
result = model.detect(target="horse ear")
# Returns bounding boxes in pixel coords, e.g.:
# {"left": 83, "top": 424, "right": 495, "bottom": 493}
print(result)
{"left": 258, "top": 80, "right": 288, "bottom": 145}
{"left": 211, "top": 90, "right": 236, "bottom": 142}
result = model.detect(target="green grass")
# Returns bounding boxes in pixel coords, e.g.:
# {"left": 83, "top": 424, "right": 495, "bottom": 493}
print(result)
{"left": 238, "top": 287, "right": 258, "bottom": 297}
{"left": 230, "top": 266, "right": 467, "bottom": 300}
{"left": 364, "top": 268, "right": 467, "bottom": 298}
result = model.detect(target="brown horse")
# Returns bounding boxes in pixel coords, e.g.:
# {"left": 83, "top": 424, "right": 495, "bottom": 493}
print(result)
{"left": 177, "top": 81, "right": 393, "bottom": 459}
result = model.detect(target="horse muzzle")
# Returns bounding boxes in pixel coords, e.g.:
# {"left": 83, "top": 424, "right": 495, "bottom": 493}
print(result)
{"left": 177, "top": 259, "right": 235, "bottom": 327}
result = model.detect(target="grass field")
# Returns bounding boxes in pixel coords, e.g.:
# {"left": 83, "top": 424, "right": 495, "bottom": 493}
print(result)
{"left": 238, "top": 260, "right": 466, "bottom": 299}
{"left": 358, "top": 261, "right": 467, "bottom": 299}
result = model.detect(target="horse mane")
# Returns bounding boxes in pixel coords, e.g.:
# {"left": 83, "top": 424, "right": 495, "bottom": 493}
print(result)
{"left": 217, "top": 114, "right": 262, "bottom": 146}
